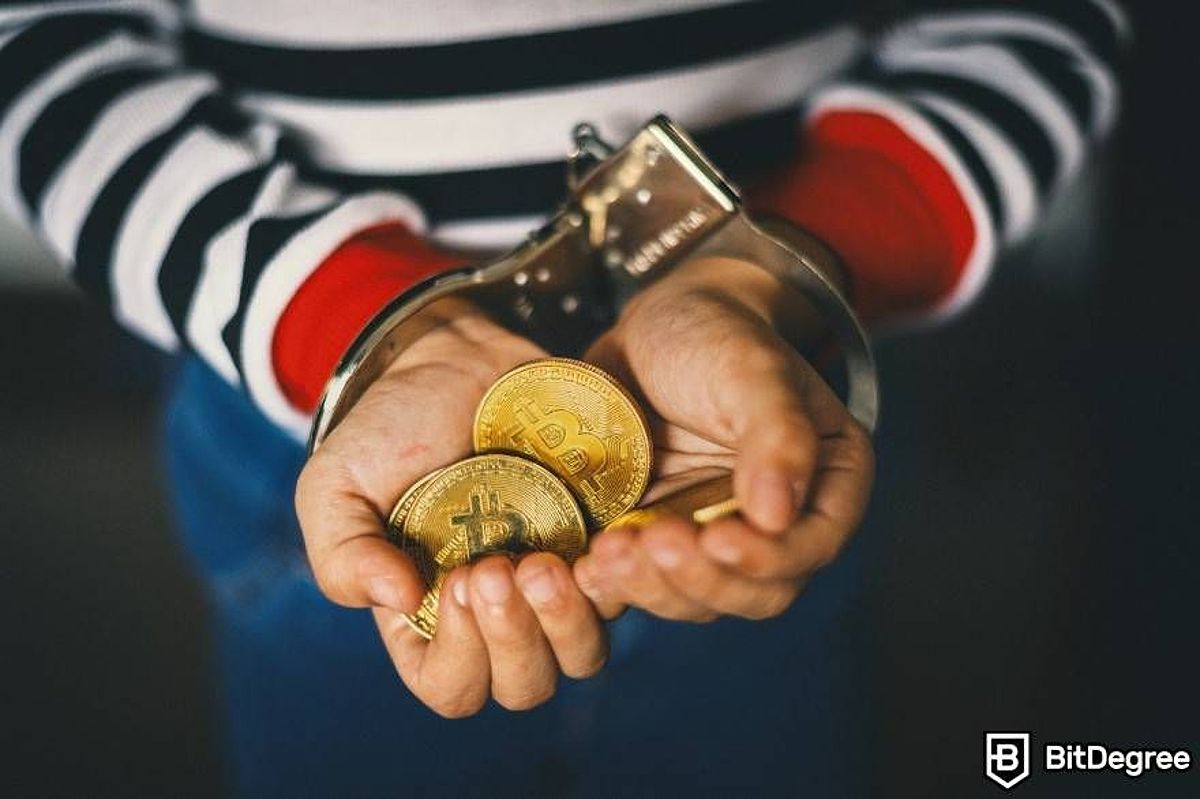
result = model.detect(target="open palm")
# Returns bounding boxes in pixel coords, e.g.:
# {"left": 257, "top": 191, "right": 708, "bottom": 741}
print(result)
{"left": 574, "top": 256, "right": 874, "bottom": 622}
{"left": 296, "top": 298, "right": 608, "bottom": 717}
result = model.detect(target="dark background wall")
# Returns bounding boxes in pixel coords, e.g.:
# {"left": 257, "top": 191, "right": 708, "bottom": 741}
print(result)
{"left": 0, "top": 7, "right": 1195, "bottom": 798}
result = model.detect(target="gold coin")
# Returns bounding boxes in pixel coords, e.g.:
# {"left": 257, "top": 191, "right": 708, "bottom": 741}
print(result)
{"left": 473, "top": 357, "right": 652, "bottom": 528}
{"left": 405, "top": 572, "right": 444, "bottom": 640}
{"left": 604, "top": 473, "right": 739, "bottom": 530}
{"left": 394, "top": 453, "right": 587, "bottom": 638}
{"left": 388, "top": 469, "right": 445, "bottom": 524}
{"left": 385, "top": 468, "right": 445, "bottom": 639}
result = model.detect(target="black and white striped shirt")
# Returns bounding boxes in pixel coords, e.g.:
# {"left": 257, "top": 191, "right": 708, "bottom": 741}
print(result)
{"left": 0, "top": 1, "right": 1127, "bottom": 436}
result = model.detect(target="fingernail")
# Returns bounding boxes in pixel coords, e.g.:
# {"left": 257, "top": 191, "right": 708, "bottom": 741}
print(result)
{"left": 649, "top": 544, "right": 682, "bottom": 569}
{"left": 753, "top": 470, "right": 795, "bottom": 530}
{"left": 451, "top": 576, "right": 469, "bottom": 607}
{"left": 367, "top": 575, "right": 408, "bottom": 610}
{"left": 705, "top": 536, "right": 742, "bottom": 565}
{"left": 475, "top": 568, "right": 513, "bottom": 605}
{"left": 519, "top": 566, "right": 558, "bottom": 605}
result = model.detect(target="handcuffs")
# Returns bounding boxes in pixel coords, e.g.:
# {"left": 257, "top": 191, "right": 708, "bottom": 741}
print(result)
{"left": 308, "top": 115, "right": 878, "bottom": 454}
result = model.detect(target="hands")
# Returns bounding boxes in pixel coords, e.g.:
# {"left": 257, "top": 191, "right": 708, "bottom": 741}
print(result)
{"left": 572, "top": 256, "right": 874, "bottom": 623}
{"left": 294, "top": 252, "right": 875, "bottom": 717}
{"left": 295, "top": 298, "right": 607, "bottom": 718}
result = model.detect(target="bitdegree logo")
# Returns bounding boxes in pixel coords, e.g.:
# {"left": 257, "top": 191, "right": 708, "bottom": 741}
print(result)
{"left": 1045, "top": 744, "right": 1191, "bottom": 777}
{"left": 986, "top": 733, "right": 1030, "bottom": 789}
{"left": 986, "top": 733, "right": 1192, "bottom": 790}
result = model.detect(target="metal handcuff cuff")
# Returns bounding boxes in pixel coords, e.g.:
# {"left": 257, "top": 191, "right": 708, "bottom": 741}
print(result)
{"left": 308, "top": 115, "right": 878, "bottom": 454}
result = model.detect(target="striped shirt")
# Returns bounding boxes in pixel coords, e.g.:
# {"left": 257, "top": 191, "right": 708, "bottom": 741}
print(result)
{"left": 0, "top": 1, "right": 1127, "bottom": 437}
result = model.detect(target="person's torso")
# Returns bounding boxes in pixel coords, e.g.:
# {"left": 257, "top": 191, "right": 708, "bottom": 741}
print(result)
{"left": 183, "top": 0, "right": 862, "bottom": 249}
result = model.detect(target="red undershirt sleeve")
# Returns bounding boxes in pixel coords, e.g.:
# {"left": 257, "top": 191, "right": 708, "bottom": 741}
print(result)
{"left": 747, "top": 107, "right": 979, "bottom": 327}
{"left": 271, "top": 222, "right": 466, "bottom": 413}
{"left": 749, "top": 1, "right": 1126, "bottom": 328}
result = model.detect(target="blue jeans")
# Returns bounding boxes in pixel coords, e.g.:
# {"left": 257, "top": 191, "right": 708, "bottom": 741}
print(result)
{"left": 163, "top": 357, "right": 872, "bottom": 798}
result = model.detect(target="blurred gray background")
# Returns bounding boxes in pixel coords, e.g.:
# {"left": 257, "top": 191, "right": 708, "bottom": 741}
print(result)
{"left": 1, "top": 9, "right": 1196, "bottom": 798}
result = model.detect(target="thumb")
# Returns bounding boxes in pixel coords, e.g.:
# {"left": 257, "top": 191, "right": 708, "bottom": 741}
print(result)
{"left": 295, "top": 465, "right": 427, "bottom": 612}
{"left": 721, "top": 343, "right": 819, "bottom": 535}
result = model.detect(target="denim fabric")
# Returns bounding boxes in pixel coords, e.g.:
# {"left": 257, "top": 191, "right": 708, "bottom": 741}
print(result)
{"left": 162, "top": 357, "right": 870, "bottom": 798}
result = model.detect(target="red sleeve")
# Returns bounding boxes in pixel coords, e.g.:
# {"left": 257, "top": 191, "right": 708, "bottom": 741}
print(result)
{"left": 271, "top": 223, "right": 466, "bottom": 412}
{"left": 746, "top": 109, "right": 977, "bottom": 326}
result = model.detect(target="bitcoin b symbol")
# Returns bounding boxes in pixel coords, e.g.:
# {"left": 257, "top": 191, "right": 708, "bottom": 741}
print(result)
{"left": 508, "top": 398, "right": 608, "bottom": 496}
{"left": 449, "top": 486, "right": 530, "bottom": 558}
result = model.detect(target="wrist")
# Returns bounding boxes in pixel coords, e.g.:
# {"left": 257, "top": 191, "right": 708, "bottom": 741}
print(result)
{"left": 382, "top": 297, "right": 541, "bottom": 390}
{"left": 751, "top": 215, "right": 849, "bottom": 294}
{"left": 272, "top": 223, "right": 467, "bottom": 413}
{"left": 656, "top": 253, "right": 832, "bottom": 350}
{"left": 746, "top": 116, "right": 967, "bottom": 325}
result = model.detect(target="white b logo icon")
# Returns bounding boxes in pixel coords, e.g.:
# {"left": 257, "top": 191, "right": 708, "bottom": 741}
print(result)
{"left": 986, "top": 733, "right": 1031, "bottom": 790}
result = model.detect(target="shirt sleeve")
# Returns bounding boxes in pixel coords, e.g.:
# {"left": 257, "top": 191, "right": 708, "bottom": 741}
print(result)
{"left": 748, "top": 0, "right": 1130, "bottom": 327}
{"left": 0, "top": 2, "right": 460, "bottom": 439}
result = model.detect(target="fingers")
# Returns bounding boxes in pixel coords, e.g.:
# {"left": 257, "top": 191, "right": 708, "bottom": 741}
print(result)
{"left": 575, "top": 519, "right": 805, "bottom": 622}
{"left": 380, "top": 557, "right": 609, "bottom": 719}
{"left": 574, "top": 527, "right": 717, "bottom": 622}
{"left": 700, "top": 424, "right": 873, "bottom": 581}
{"left": 699, "top": 508, "right": 843, "bottom": 582}
{"left": 317, "top": 534, "right": 427, "bottom": 611}
{"left": 640, "top": 518, "right": 800, "bottom": 620}
{"left": 374, "top": 569, "right": 490, "bottom": 718}
{"left": 570, "top": 409, "right": 872, "bottom": 627}
{"left": 571, "top": 554, "right": 628, "bottom": 621}
{"left": 467, "top": 556, "right": 560, "bottom": 711}
{"left": 515, "top": 553, "right": 608, "bottom": 678}
{"left": 699, "top": 516, "right": 828, "bottom": 581}
{"left": 295, "top": 467, "right": 425, "bottom": 611}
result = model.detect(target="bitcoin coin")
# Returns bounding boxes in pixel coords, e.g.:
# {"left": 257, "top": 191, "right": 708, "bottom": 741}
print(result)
{"left": 604, "top": 473, "right": 738, "bottom": 530}
{"left": 473, "top": 357, "right": 652, "bottom": 528}
{"left": 405, "top": 572, "right": 444, "bottom": 640}
{"left": 385, "top": 468, "right": 445, "bottom": 638}
{"left": 394, "top": 454, "right": 587, "bottom": 638}
{"left": 387, "top": 469, "right": 445, "bottom": 544}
